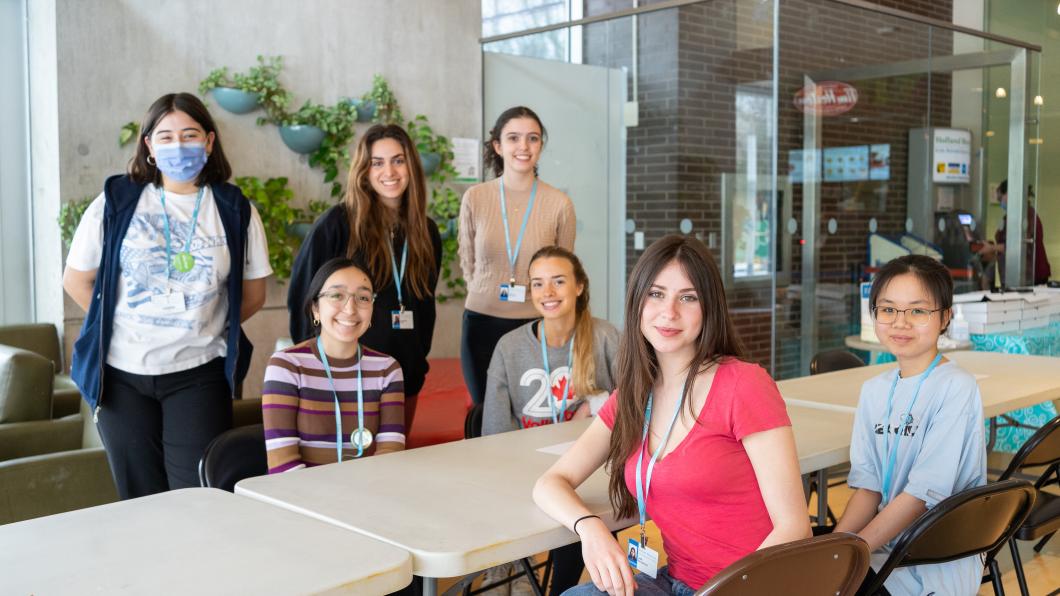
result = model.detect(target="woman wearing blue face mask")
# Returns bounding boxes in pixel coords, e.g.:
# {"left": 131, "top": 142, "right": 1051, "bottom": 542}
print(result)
{"left": 63, "top": 92, "right": 272, "bottom": 500}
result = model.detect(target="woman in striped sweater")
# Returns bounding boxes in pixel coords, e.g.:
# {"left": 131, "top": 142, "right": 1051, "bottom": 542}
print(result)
{"left": 262, "top": 258, "right": 405, "bottom": 473}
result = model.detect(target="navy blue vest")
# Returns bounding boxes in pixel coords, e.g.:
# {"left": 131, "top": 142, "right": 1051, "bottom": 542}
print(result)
{"left": 71, "top": 174, "right": 253, "bottom": 413}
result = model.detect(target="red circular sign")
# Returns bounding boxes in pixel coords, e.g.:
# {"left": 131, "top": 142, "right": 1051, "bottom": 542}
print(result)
{"left": 793, "top": 81, "right": 858, "bottom": 116}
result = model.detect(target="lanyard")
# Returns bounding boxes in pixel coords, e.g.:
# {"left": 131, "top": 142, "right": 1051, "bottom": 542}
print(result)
{"left": 389, "top": 235, "right": 409, "bottom": 310}
{"left": 316, "top": 335, "right": 365, "bottom": 461}
{"left": 538, "top": 322, "right": 574, "bottom": 424}
{"left": 635, "top": 376, "right": 690, "bottom": 547}
{"left": 880, "top": 352, "right": 942, "bottom": 503}
{"left": 158, "top": 186, "right": 205, "bottom": 281}
{"left": 498, "top": 178, "right": 538, "bottom": 284}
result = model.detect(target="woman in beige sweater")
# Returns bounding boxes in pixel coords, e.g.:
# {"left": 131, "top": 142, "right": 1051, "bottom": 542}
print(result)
{"left": 458, "top": 106, "right": 576, "bottom": 423}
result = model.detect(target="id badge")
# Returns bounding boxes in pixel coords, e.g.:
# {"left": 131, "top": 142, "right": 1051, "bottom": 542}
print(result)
{"left": 150, "top": 291, "right": 186, "bottom": 313}
{"left": 627, "top": 538, "right": 659, "bottom": 578}
{"left": 391, "top": 309, "right": 414, "bottom": 330}
{"left": 499, "top": 283, "right": 526, "bottom": 303}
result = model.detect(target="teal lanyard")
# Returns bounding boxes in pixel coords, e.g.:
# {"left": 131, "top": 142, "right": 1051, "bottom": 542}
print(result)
{"left": 316, "top": 336, "right": 365, "bottom": 461}
{"left": 880, "top": 352, "right": 942, "bottom": 503}
{"left": 634, "top": 376, "right": 690, "bottom": 547}
{"left": 389, "top": 235, "right": 409, "bottom": 310}
{"left": 538, "top": 322, "right": 574, "bottom": 424}
{"left": 158, "top": 186, "right": 204, "bottom": 280}
{"left": 498, "top": 178, "right": 538, "bottom": 284}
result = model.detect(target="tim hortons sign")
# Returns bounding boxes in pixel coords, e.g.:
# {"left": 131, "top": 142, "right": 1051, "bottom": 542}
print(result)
{"left": 793, "top": 81, "right": 858, "bottom": 116}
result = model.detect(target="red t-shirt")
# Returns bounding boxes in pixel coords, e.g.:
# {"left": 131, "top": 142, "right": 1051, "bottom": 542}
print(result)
{"left": 598, "top": 359, "right": 791, "bottom": 589}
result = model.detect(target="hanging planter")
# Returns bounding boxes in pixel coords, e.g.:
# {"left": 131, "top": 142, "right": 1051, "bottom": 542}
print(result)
{"left": 355, "top": 99, "right": 376, "bottom": 123}
{"left": 278, "top": 125, "right": 326, "bottom": 154}
{"left": 211, "top": 87, "right": 261, "bottom": 114}
{"left": 420, "top": 152, "right": 442, "bottom": 176}
{"left": 287, "top": 222, "right": 313, "bottom": 239}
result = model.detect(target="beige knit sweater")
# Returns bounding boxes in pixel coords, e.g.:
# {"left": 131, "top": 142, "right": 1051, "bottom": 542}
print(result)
{"left": 458, "top": 177, "right": 576, "bottom": 318}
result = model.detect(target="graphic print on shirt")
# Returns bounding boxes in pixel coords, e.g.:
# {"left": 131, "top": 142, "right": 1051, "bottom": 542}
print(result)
{"left": 519, "top": 366, "right": 576, "bottom": 428}
{"left": 873, "top": 420, "right": 920, "bottom": 438}
{"left": 118, "top": 212, "right": 224, "bottom": 328}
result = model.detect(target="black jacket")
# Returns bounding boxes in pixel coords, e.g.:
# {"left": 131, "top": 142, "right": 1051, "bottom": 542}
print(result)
{"left": 288, "top": 205, "right": 442, "bottom": 396}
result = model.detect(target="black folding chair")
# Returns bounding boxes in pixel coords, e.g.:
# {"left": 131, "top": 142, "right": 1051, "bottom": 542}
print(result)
{"left": 991, "top": 415, "right": 1060, "bottom": 596}
{"left": 861, "top": 479, "right": 1036, "bottom": 596}
{"left": 198, "top": 423, "right": 268, "bottom": 492}
{"left": 696, "top": 532, "right": 870, "bottom": 596}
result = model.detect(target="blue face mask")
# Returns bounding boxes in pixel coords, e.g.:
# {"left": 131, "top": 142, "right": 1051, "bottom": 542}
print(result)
{"left": 153, "top": 142, "right": 208, "bottom": 183}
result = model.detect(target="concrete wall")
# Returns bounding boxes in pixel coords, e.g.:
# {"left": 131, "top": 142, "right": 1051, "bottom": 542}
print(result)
{"left": 56, "top": 0, "right": 481, "bottom": 398}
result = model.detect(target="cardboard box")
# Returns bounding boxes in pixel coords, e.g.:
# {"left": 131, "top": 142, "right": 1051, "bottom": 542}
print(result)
{"left": 969, "top": 319, "right": 1019, "bottom": 334}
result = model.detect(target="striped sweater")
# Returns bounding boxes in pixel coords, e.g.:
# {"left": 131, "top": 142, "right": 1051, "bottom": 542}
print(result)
{"left": 262, "top": 339, "right": 405, "bottom": 474}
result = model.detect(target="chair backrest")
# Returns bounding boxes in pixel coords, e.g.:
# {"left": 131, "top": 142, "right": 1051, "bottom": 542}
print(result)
{"left": 695, "top": 533, "right": 870, "bottom": 596}
{"left": 810, "top": 349, "right": 865, "bottom": 375}
{"left": 0, "top": 323, "right": 62, "bottom": 374}
{"left": 862, "top": 479, "right": 1036, "bottom": 595}
{"left": 998, "top": 415, "right": 1060, "bottom": 482}
{"left": 464, "top": 403, "right": 483, "bottom": 439}
{"left": 198, "top": 424, "right": 267, "bottom": 492}
{"left": 0, "top": 345, "right": 54, "bottom": 424}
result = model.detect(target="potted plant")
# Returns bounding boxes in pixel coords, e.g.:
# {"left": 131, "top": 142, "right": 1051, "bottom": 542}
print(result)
{"left": 361, "top": 75, "right": 403, "bottom": 125}
{"left": 278, "top": 101, "right": 330, "bottom": 154}
{"left": 288, "top": 199, "right": 332, "bottom": 240}
{"left": 199, "top": 55, "right": 291, "bottom": 121}
{"left": 236, "top": 176, "right": 305, "bottom": 282}
{"left": 407, "top": 115, "right": 451, "bottom": 176}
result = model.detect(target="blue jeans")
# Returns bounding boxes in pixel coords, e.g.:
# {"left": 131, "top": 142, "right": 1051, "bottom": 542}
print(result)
{"left": 561, "top": 567, "right": 695, "bottom": 596}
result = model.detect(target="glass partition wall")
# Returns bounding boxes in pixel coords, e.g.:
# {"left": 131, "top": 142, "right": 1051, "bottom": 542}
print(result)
{"left": 482, "top": 0, "right": 1040, "bottom": 379}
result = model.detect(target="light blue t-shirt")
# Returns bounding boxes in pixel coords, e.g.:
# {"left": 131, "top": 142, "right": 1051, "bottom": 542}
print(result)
{"left": 848, "top": 361, "right": 987, "bottom": 596}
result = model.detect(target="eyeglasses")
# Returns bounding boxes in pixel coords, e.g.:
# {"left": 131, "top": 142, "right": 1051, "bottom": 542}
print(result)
{"left": 317, "top": 290, "right": 375, "bottom": 309}
{"left": 872, "top": 306, "right": 944, "bottom": 327}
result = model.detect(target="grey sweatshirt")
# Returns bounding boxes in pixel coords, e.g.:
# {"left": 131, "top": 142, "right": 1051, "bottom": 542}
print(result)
{"left": 482, "top": 317, "right": 620, "bottom": 435}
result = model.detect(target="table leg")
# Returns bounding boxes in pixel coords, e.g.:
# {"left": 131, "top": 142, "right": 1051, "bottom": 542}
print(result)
{"left": 423, "top": 577, "right": 437, "bottom": 596}
{"left": 816, "top": 468, "right": 828, "bottom": 526}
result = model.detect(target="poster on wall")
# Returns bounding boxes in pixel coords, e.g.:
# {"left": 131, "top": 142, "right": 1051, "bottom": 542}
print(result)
{"left": 932, "top": 128, "right": 971, "bottom": 184}
{"left": 451, "top": 137, "right": 481, "bottom": 183}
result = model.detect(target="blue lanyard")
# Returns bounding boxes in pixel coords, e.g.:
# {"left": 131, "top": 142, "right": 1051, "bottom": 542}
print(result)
{"left": 634, "top": 376, "right": 690, "bottom": 546}
{"left": 880, "top": 352, "right": 942, "bottom": 503}
{"left": 498, "top": 178, "right": 538, "bottom": 284}
{"left": 158, "top": 186, "right": 204, "bottom": 280}
{"left": 389, "top": 235, "right": 408, "bottom": 310}
{"left": 316, "top": 336, "right": 365, "bottom": 461}
{"left": 538, "top": 322, "right": 574, "bottom": 424}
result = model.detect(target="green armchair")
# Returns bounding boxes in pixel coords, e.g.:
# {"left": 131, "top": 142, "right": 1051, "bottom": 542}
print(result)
{"left": 0, "top": 323, "right": 81, "bottom": 418}
{"left": 0, "top": 345, "right": 82, "bottom": 462}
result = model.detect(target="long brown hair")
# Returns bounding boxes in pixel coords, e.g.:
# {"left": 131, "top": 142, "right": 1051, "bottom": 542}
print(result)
{"left": 129, "top": 92, "right": 232, "bottom": 186}
{"left": 607, "top": 235, "right": 746, "bottom": 519}
{"left": 344, "top": 124, "right": 434, "bottom": 298}
{"left": 529, "top": 246, "right": 598, "bottom": 397}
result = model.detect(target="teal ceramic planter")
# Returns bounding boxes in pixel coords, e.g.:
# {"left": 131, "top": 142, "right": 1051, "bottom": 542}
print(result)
{"left": 212, "top": 87, "right": 260, "bottom": 114}
{"left": 278, "top": 125, "right": 326, "bottom": 154}
{"left": 420, "top": 152, "right": 441, "bottom": 176}
{"left": 439, "top": 217, "right": 457, "bottom": 241}
{"left": 356, "top": 99, "right": 376, "bottom": 122}
{"left": 287, "top": 222, "right": 313, "bottom": 239}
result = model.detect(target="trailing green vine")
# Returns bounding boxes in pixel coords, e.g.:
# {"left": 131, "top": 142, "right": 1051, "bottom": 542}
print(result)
{"left": 199, "top": 55, "right": 292, "bottom": 125}
{"left": 283, "top": 100, "right": 359, "bottom": 198}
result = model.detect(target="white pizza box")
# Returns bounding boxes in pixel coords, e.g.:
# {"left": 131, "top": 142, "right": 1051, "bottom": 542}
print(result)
{"left": 964, "top": 309, "right": 1023, "bottom": 324}
{"left": 969, "top": 319, "right": 1019, "bottom": 335}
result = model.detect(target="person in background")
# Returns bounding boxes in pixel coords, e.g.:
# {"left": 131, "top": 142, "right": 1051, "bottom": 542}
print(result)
{"left": 534, "top": 235, "right": 810, "bottom": 595}
{"left": 831, "top": 254, "right": 986, "bottom": 595}
{"left": 458, "top": 106, "right": 576, "bottom": 418}
{"left": 483, "top": 246, "right": 620, "bottom": 595}
{"left": 978, "top": 179, "right": 1051, "bottom": 286}
{"left": 288, "top": 124, "right": 440, "bottom": 433}
{"left": 264, "top": 258, "right": 405, "bottom": 473}
{"left": 63, "top": 92, "right": 271, "bottom": 500}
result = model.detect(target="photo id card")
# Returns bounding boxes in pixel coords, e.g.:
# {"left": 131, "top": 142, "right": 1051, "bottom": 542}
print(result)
{"left": 150, "top": 291, "right": 186, "bottom": 313}
{"left": 627, "top": 538, "right": 659, "bottom": 578}
{"left": 499, "top": 283, "right": 526, "bottom": 303}
{"left": 391, "top": 309, "right": 414, "bottom": 330}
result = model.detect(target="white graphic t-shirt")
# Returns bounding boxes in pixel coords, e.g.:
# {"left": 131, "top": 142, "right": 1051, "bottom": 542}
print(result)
{"left": 67, "top": 184, "right": 272, "bottom": 375}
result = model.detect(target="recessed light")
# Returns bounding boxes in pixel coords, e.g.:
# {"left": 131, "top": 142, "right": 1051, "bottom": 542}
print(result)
{"left": 995, "top": 87, "right": 1008, "bottom": 98}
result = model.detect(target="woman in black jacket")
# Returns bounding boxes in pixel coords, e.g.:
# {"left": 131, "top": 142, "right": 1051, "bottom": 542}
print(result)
{"left": 288, "top": 124, "right": 441, "bottom": 432}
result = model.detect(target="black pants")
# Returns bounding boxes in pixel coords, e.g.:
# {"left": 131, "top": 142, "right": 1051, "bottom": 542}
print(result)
{"left": 812, "top": 525, "right": 890, "bottom": 596}
{"left": 460, "top": 310, "right": 535, "bottom": 406}
{"left": 548, "top": 540, "right": 585, "bottom": 595}
{"left": 97, "top": 358, "right": 232, "bottom": 500}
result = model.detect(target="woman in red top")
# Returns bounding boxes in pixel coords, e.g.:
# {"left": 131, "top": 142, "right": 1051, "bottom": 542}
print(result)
{"left": 533, "top": 235, "right": 809, "bottom": 595}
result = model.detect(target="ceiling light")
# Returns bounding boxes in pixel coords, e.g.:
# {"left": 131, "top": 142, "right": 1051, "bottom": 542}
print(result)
{"left": 1034, "top": 95, "right": 1044, "bottom": 106}
{"left": 986, "top": 130, "right": 995, "bottom": 137}
{"left": 996, "top": 87, "right": 1008, "bottom": 98}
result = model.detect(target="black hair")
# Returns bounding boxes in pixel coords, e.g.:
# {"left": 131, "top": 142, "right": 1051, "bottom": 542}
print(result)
{"left": 483, "top": 106, "right": 547, "bottom": 178}
{"left": 869, "top": 254, "right": 953, "bottom": 332}
{"left": 998, "top": 179, "right": 1008, "bottom": 196}
{"left": 302, "top": 257, "right": 373, "bottom": 333}
{"left": 129, "top": 92, "right": 232, "bottom": 186}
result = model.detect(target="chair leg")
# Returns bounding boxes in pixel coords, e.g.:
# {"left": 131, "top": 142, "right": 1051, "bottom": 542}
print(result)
{"left": 988, "top": 558, "right": 1005, "bottom": 596}
{"left": 518, "top": 558, "right": 544, "bottom": 596}
{"left": 540, "top": 551, "right": 554, "bottom": 594}
{"left": 1009, "top": 539, "right": 1030, "bottom": 596}
{"left": 1034, "top": 531, "right": 1055, "bottom": 553}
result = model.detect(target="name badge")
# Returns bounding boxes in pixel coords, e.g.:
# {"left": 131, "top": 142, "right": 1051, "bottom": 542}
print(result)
{"left": 627, "top": 538, "right": 659, "bottom": 578}
{"left": 150, "top": 291, "right": 186, "bottom": 313}
{"left": 391, "top": 309, "right": 414, "bottom": 330}
{"left": 499, "top": 283, "right": 526, "bottom": 303}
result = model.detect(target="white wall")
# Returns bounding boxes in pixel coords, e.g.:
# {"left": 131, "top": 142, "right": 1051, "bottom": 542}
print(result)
{"left": 54, "top": 0, "right": 481, "bottom": 397}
